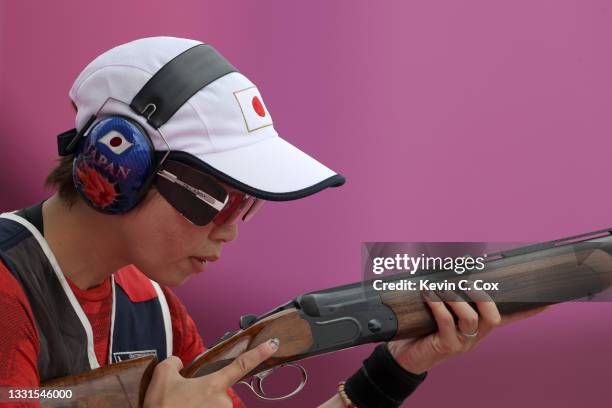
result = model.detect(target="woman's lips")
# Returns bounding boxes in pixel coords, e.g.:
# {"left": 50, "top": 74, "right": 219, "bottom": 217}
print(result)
{"left": 189, "top": 255, "right": 219, "bottom": 273}
{"left": 189, "top": 256, "right": 207, "bottom": 273}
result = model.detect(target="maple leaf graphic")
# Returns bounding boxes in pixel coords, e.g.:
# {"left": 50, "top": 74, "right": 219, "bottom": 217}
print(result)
{"left": 76, "top": 163, "right": 118, "bottom": 209}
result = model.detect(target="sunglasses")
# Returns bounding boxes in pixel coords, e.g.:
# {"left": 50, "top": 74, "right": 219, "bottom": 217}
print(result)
{"left": 155, "top": 160, "right": 263, "bottom": 226}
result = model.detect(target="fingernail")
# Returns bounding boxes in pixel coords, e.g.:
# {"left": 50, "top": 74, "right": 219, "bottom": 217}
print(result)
{"left": 268, "top": 338, "right": 280, "bottom": 351}
{"left": 422, "top": 290, "right": 434, "bottom": 301}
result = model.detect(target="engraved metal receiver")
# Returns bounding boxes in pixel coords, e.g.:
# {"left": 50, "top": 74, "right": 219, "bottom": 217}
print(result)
{"left": 227, "top": 284, "right": 398, "bottom": 400}
{"left": 210, "top": 315, "right": 310, "bottom": 401}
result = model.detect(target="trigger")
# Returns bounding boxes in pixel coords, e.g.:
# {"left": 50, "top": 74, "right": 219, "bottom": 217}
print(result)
{"left": 239, "top": 314, "right": 258, "bottom": 329}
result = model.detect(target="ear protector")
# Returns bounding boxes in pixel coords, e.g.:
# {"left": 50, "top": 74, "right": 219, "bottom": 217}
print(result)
{"left": 71, "top": 116, "right": 155, "bottom": 213}
{"left": 57, "top": 44, "right": 237, "bottom": 214}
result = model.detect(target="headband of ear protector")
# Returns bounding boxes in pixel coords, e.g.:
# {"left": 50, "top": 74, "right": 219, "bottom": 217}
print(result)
{"left": 57, "top": 45, "right": 237, "bottom": 214}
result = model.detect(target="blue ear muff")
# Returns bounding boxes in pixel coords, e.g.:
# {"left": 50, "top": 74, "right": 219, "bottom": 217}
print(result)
{"left": 72, "top": 116, "right": 155, "bottom": 214}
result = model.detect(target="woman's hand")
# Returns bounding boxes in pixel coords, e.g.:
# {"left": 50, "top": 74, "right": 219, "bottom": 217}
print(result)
{"left": 388, "top": 291, "right": 548, "bottom": 374}
{"left": 144, "top": 338, "right": 279, "bottom": 408}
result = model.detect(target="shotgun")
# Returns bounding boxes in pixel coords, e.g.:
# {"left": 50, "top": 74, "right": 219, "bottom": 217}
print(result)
{"left": 40, "top": 228, "right": 612, "bottom": 406}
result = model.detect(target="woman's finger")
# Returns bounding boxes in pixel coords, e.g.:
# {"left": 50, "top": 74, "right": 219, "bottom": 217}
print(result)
{"left": 424, "top": 291, "right": 462, "bottom": 352}
{"left": 213, "top": 338, "right": 279, "bottom": 389}
{"left": 154, "top": 356, "right": 184, "bottom": 379}
{"left": 472, "top": 303, "right": 502, "bottom": 338}
{"left": 462, "top": 286, "right": 550, "bottom": 327}
{"left": 457, "top": 288, "right": 499, "bottom": 338}
{"left": 443, "top": 299, "right": 479, "bottom": 338}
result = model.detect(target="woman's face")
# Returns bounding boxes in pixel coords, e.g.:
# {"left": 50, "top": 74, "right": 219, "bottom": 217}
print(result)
{"left": 119, "top": 189, "right": 238, "bottom": 286}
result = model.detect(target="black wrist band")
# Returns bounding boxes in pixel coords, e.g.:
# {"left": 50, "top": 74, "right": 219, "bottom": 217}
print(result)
{"left": 344, "top": 343, "right": 428, "bottom": 408}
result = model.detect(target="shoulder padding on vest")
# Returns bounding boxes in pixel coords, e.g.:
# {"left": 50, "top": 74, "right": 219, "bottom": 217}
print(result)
{"left": 114, "top": 265, "right": 158, "bottom": 303}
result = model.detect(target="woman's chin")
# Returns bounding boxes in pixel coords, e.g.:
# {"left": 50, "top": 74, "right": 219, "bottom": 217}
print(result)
{"left": 158, "top": 271, "right": 194, "bottom": 287}
{"left": 139, "top": 265, "right": 194, "bottom": 287}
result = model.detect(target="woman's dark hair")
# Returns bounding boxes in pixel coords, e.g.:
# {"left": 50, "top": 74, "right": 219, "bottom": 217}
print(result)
{"left": 45, "top": 155, "right": 79, "bottom": 205}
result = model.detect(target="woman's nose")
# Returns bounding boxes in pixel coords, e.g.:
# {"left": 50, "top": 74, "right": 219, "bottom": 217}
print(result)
{"left": 210, "top": 222, "right": 238, "bottom": 243}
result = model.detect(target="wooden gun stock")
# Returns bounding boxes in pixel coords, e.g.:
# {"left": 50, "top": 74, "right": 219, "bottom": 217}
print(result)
{"left": 41, "top": 356, "right": 157, "bottom": 407}
{"left": 39, "top": 231, "right": 612, "bottom": 406}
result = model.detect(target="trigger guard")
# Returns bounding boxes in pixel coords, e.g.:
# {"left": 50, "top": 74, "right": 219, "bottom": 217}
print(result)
{"left": 237, "top": 363, "right": 308, "bottom": 401}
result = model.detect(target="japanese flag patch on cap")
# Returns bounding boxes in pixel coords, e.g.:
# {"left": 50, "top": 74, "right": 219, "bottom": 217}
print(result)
{"left": 234, "top": 86, "right": 273, "bottom": 132}
{"left": 69, "top": 37, "right": 345, "bottom": 201}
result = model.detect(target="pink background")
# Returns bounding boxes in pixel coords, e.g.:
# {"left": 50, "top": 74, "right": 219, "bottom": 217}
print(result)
{"left": 1, "top": 0, "right": 611, "bottom": 406}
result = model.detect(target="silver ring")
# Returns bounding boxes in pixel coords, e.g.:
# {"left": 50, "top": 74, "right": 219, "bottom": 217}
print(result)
{"left": 459, "top": 329, "right": 479, "bottom": 338}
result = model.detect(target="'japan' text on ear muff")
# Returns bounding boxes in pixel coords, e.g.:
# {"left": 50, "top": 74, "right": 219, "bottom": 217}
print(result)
{"left": 71, "top": 116, "right": 155, "bottom": 213}
{"left": 56, "top": 44, "right": 238, "bottom": 214}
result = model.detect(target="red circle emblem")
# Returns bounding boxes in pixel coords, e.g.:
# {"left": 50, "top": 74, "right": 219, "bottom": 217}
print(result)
{"left": 110, "top": 136, "right": 122, "bottom": 147}
{"left": 252, "top": 96, "right": 266, "bottom": 117}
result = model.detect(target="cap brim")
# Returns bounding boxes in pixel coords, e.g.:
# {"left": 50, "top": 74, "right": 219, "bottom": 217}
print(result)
{"left": 161, "top": 137, "right": 345, "bottom": 201}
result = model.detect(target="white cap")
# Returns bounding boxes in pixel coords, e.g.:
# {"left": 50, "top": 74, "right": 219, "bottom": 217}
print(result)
{"left": 69, "top": 36, "right": 344, "bottom": 200}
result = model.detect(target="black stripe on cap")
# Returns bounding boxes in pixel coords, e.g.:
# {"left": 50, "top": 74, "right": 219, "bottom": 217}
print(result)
{"left": 130, "top": 44, "right": 237, "bottom": 128}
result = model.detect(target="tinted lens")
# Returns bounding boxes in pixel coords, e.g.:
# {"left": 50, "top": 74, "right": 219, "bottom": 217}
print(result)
{"left": 213, "top": 192, "right": 246, "bottom": 226}
{"left": 212, "top": 196, "right": 265, "bottom": 226}
{"left": 155, "top": 160, "right": 228, "bottom": 226}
